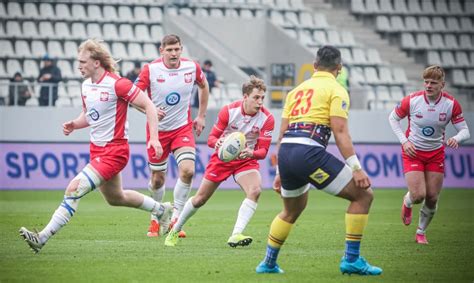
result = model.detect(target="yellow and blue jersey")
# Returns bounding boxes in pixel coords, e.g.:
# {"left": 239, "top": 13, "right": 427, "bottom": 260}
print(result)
{"left": 283, "top": 71, "right": 350, "bottom": 126}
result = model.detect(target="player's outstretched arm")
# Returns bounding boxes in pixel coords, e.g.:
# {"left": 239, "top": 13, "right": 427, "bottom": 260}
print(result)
{"left": 63, "top": 111, "right": 88, "bottom": 136}
{"left": 447, "top": 120, "right": 470, "bottom": 149}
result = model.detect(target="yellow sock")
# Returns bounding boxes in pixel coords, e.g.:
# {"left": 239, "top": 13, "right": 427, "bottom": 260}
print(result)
{"left": 268, "top": 216, "right": 293, "bottom": 249}
{"left": 345, "top": 213, "right": 368, "bottom": 241}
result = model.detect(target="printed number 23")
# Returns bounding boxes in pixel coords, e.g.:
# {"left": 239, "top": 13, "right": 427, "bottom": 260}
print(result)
{"left": 290, "top": 89, "right": 314, "bottom": 116}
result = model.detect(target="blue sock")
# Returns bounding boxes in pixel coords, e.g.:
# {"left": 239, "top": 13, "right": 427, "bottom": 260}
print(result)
{"left": 264, "top": 245, "right": 280, "bottom": 268}
{"left": 345, "top": 241, "right": 361, "bottom": 263}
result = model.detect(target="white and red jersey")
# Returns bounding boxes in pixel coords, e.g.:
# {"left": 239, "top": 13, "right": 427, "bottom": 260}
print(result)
{"left": 81, "top": 72, "right": 139, "bottom": 147}
{"left": 135, "top": 57, "right": 205, "bottom": 131}
{"left": 394, "top": 90, "right": 465, "bottom": 151}
{"left": 208, "top": 100, "right": 274, "bottom": 159}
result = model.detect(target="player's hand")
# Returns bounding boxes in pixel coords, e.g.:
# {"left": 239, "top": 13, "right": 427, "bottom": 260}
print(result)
{"left": 157, "top": 107, "right": 166, "bottom": 121}
{"left": 273, "top": 174, "right": 282, "bottom": 195}
{"left": 193, "top": 116, "right": 206, "bottom": 137}
{"left": 402, "top": 141, "right": 417, "bottom": 158}
{"left": 353, "top": 169, "right": 371, "bottom": 190}
{"left": 214, "top": 137, "right": 225, "bottom": 150}
{"left": 148, "top": 139, "right": 163, "bottom": 159}
{"left": 237, "top": 148, "right": 253, "bottom": 160}
{"left": 63, "top": 120, "right": 75, "bottom": 136}
{"left": 446, "top": 137, "right": 459, "bottom": 149}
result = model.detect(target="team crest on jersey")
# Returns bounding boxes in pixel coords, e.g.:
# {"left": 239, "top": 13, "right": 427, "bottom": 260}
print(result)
{"left": 230, "top": 123, "right": 238, "bottom": 130}
{"left": 100, "top": 91, "right": 109, "bottom": 102}
{"left": 341, "top": 100, "right": 347, "bottom": 110}
{"left": 157, "top": 75, "right": 165, "bottom": 83}
{"left": 184, "top": 72, "right": 193, "bottom": 83}
{"left": 439, "top": 113, "right": 447, "bottom": 121}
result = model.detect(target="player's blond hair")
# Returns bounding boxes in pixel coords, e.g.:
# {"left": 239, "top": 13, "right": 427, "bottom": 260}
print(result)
{"left": 242, "top": 75, "right": 266, "bottom": 95}
{"left": 78, "top": 39, "right": 118, "bottom": 73}
{"left": 423, "top": 65, "right": 445, "bottom": 81}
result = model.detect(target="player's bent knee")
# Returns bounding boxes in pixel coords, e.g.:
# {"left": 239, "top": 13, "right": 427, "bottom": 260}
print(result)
{"left": 65, "top": 167, "right": 101, "bottom": 199}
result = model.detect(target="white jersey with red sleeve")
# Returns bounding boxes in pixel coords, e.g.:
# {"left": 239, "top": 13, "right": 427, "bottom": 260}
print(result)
{"left": 394, "top": 90, "right": 465, "bottom": 151}
{"left": 135, "top": 57, "right": 205, "bottom": 131}
{"left": 209, "top": 100, "right": 274, "bottom": 159}
{"left": 81, "top": 72, "right": 140, "bottom": 147}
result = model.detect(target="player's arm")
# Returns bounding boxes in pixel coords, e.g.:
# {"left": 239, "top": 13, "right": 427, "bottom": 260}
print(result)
{"left": 447, "top": 100, "right": 470, "bottom": 149}
{"left": 388, "top": 96, "right": 416, "bottom": 157}
{"left": 330, "top": 116, "right": 370, "bottom": 189}
{"left": 194, "top": 63, "right": 210, "bottom": 136}
{"left": 63, "top": 111, "right": 88, "bottom": 136}
{"left": 208, "top": 105, "right": 228, "bottom": 149}
{"left": 272, "top": 117, "right": 289, "bottom": 194}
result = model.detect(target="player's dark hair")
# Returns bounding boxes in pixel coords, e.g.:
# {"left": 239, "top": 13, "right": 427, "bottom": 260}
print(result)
{"left": 242, "top": 75, "right": 266, "bottom": 95}
{"left": 423, "top": 65, "right": 445, "bottom": 81}
{"left": 161, "top": 34, "right": 181, "bottom": 48}
{"left": 314, "top": 45, "right": 341, "bottom": 71}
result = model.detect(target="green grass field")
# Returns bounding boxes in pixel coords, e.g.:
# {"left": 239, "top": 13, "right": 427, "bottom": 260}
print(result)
{"left": 1, "top": 189, "right": 473, "bottom": 282}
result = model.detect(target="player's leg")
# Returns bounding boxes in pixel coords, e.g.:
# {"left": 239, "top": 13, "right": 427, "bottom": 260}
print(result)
{"left": 171, "top": 146, "right": 195, "bottom": 223}
{"left": 99, "top": 173, "right": 173, "bottom": 233}
{"left": 401, "top": 150, "right": 427, "bottom": 225}
{"left": 415, "top": 171, "right": 443, "bottom": 244}
{"left": 228, "top": 170, "right": 261, "bottom": 247}
{"left": 165, "top": 178, "right": 220, "bottom": 247}
{"left": 19, "top": 165, "right": 102, "bottom": 253}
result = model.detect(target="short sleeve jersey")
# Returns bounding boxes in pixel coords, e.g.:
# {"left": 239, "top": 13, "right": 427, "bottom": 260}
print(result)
{"left": 214, "top": 101, "right": 274, "bottom": 150}
{"left": 81, "top": 72, "right": 139, "bottom": 146}
{"left": 394, "top": 91, "right": 465, "bottom": 150}
{"left": 282, "top": 71, "right": 350, "bottom": 126}
{"left": 136, "top": 57, "right": 205, "bottom": 131}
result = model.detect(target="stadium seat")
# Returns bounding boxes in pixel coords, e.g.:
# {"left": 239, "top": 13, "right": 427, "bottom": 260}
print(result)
{"left": 112, "top": 42, "right": 128, "bottom": 59}
{"left": 313, "top": 13, "right": 329, "bottom": 29}
{"left": 416, "top": 33, "right": 431, "bottom": 50}
{"left": 39, "top": 3, "right": 55, "bottom": 19}
{"left": 64, "top": 41, "right": 78, "bottom": 59}
{"left": 275, "top": 0, "right": 291, "bottom": 11}
{"left": 349, "top": 66, "right": 366, "bottom": 85}
{"left": 87, "top": 23, "right": 103, "bottom": 39}
{"left": 351, "top": 0, "right": 365, "bottom": 14}
{"left": 418, "top": 17, "right": 433, "bottom": 31}
{"left": 376, "top": 16, "right": 390, "bottom": 32}
{"left": 103, "top": 6, "right": 119, "bottom": 22}
{"left": 6, "top": 59, "right": 22, "bottom": 77}
{"left": 404, "top": 16, "right": 419, "bottom": 32}
{"left": 24, "top": 3, "right": 39, "bottom": 19}
{"left": 134, "top": 25, "right": 150, "bottom": 42}
{"left": 23, "top": 59, "right": 39, "bottom": 78}
{"left": 375, "top": 85, "right": 391, "bottom": 101}
{"left": 455, "top": 51, "right": 470, "bottom": 67}
{"left": 57, "top": 60, "right": 75, "bottom": 79}
{"left": 327, "top": 30, "right": 342, "bottom": 47}
{"left": 443, "top": 34, "right": 458, "bottom": 50}
{"left": 47, "top": 41, "right": 64, "bottom": 59}
{"left": 7, "top": 21, "right": 23, "bottom": 38}
{"left": 181, "top": 8, "right": 194, "bottom": 16}
{"left": 31, "top": 40, "right": 47, "bottom": 58}
{"left": 459, "top": 35, "right": 472, "bottom": 50}
{"left": 134, "top": 6, "right": 150, "bottom": 22}
{"left": 68, "top": 80, "right": 82, "bottom": 98}
{"left": 340, "top": 30, "right": 356, "bottom": 47}
{"left": 364, "top": 67, "right": 380, "bottom": 85}
{"left": 0, "top": 3, "right": 6, "bottom": 20}
{"left": 421, "top": 0, "right": 436, "bottom": 15}
{"left": 299, "top": 11, "right": 314, "bottom": 28}
{"left": 226, "top": 8, "right": 240, "bottom": 18}
{"left": 434, "top": 0, "right": 449, "bottom": 15}
{"left": 430, "top": 34, "right": 445, "bottom": 49}
{"left": 452, "top": 69, "right": 467, "bottom": 87}
{"left": 378, "top": 66, "right": 394, "bottom": 84}
{"left": 56, "top": 97, "right": 72, "bottom": 107}
{"left": 150, "top": 25, "right": 164, "bottom": 41}
{"left": 427, "top": 50, "right": 442, "bottom": 65}
{"left": 313, "top": 30, "right": 328, "bottom": 46}
{"left": 7, "top": 2, "right": 23, "bottom": 19}
{"left": 121, "top": 61, "right": 135, "bottom": 75}
{"left": 298, "top": 30, "right": 316, "bottom": 47}
{"left": 466, "top": 70, "right": 474, "bottom": 87}
{"left": 393, "top": 0, "right": 408, "bottom": 14}
{"left": 0, "top": 78, "right": 9, "bottom": 98}
{"left": 285, "top": 11, "right": 299, "bottom": 26}
{"left": 448, "top": 0, "right": 463, "bottom": 14}
{"left": 102, "top": 24, "right": 120, "bottom": 41}
{"left": 119, "top": 24, "right": 135, "bottom": 41}
{"left": 240, "top": 9, "right": 254, "bottom": 19}
{"left": 291, "top": 0, "right": 305, "bottom": 10}
{"left": 441, "top": 51, "right": 456, "bottom": 67}
{"left": 25, "top": 97, "right": 39, "bottom": 106}
{"left": 365, "top": 0, "right": 379, "bottom": 13}
{"left": 407, "top": 0, "right": 422, "bottom": 14}
{"left": 401, "top": 33, "right": 416, "bottom": 49}
{"left": 71, "top": 4, "right": 87, "bottom": 20}
{"left": 0, "top": 40, "right": 15, "bottom": 58}
{"left": 55, "top": 22, "right": 71, "bottom": 40}
{"left": 432, "top": 17, "right": 447, "bottom": 32}
{"left": 23, "top": 21, "right": 41, "bottom": 39}
{"left": 149, "top": 7, "right": 163, "bottom": 23}
{"left": 392, "top": 67, "right": 408, "bottom": 84}
{"left": 446, "top": 17, "right": 460, "bottom": 32}
{"left": 270, "top": 11, "right": 286, "bottom": 26}
{"left": 340, "top": 48, "right": 354, "bottom": 65}
{"left": 71, "top": 23, "right": 87, "bottom": 40}
{"left": 389, "top": 85, "right": 405, "bottom": 100}
{"left": 55, "top": 4, "right": 72, "bottom": 21}
{"left": 39, "top": 21, "right": 55, "bottom": 39}
{"left": 118, "top": 6, "right": 134, "bottom": 22}
{"left": 379, "top": 0, "right": 393, "bottom": 14}
{"left": 87, "top": 5, "right": 102, "bottom": 22}
{"left": 15, "top": 40, "right": 31, "bottom": 58}
{"left": 352, "top": 48, "right": 367, "bottom": 65}
{"left": 128, "top": 43, "right": 145, "bottom": 60}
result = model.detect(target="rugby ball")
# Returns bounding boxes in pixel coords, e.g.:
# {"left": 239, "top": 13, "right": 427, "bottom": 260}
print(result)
{"left": 218, "top": 132, "right": 246, "bottom": 162}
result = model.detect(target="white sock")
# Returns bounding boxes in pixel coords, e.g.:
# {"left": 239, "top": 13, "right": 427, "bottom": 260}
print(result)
{"left": 139, "top": 195, "right": 165, "bottom": 217}
{"left": 417, "top": 204, "right": 437, "bottom": 234}
{"left": 231, "top": 198, "right": 258, "bottom": 236}
{"left": 39, "top": 197, "right": 80, "bottom": 243}
{"left": 149, "top": 182, "right": 165, "bottom": 202}
{"left": 172, "top": 179, "right": 192, "bottom": 220}
{"left": 173, "top": 197, "right": 198, "bottom": 232}
{"left": 404, "top": 192, "right": 413, "bottom": 208}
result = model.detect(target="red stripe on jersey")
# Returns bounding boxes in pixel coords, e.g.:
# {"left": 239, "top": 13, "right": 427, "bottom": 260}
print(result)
{"left": 136, "top": 64, "right": 150, "bottom": 91}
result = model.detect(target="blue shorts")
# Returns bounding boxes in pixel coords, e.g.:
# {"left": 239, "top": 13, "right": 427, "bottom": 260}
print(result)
{"left": 278, "top": 143, "right": 351, "bottom": 196}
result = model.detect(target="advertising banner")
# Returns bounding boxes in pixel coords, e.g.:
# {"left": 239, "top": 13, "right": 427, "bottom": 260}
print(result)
{"left": 1, "top": 142, "right": 473, "bottom": 190}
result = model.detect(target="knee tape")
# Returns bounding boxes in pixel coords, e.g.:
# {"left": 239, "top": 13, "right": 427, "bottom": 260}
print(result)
{"left": 175, "top": 151, "right": 195, "bottom": 165}
{"left": 66, "top": 167, "right": 101, "bottom": 200}
{"left": 149, "top": 161, "right": 167, "bottom": 172}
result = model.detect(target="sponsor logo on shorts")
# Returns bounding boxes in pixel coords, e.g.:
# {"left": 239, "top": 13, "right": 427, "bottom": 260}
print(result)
{"left": 264, "top": 130, "right": 272, "bottom": 137}
{"left": 411, "top": 164, "right": 418, "bottom": 167}
{"left": 309, "top": 168, "right": 329, "bottom": 184}
{"left": 209, "top": 172, "right": 217, "bottom": 177}
{"left": 182, "top": 137, "right": 190, "bottom": 142}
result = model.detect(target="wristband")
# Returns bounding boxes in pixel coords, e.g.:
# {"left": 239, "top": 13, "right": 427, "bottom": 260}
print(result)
{"left": 346, "top": 155, "right": 362, "bottom": 172}
{"left": 275, "top": 165, "right": 280, "bottom": 175}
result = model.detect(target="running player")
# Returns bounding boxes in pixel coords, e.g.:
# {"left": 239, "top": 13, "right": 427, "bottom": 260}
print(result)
{"left": 19, "top": 39, "right": 173, "bottom": 253}
{"left": 135, "top": 34, "right": 210, "bottom": 237}
{"left": 389, "top": 65, "right": 470, "bottom": 244}
{"left": 164, "top": 75, "right": 274, "bottom": 248}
